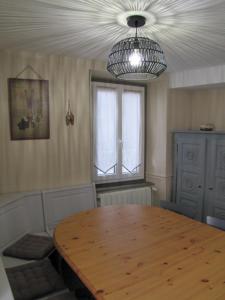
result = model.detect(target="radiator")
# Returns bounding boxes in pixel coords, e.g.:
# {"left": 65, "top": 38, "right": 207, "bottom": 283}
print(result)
{"left": 98, "top": 186, "right": 152, "bottom": 207}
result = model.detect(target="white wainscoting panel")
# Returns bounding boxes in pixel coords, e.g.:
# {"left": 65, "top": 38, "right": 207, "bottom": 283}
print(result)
{"left": 0, "top": 184, "right": 96, "bottom": 251}
{"left": 0, "top": 192, "right": 44, "bottom": 252}
{"left": 0, "top": 257, "right": 14, "bottom": 300}
{"left": 0, "top": 197, "right": 28, "bottom": 252}
{"left": 42, "top": 184, "right": 96, "bottom": 231}
{"left": 23, "top": 193, "right": 45, "bottom": 233}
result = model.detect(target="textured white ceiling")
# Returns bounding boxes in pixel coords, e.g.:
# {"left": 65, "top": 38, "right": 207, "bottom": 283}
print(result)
{"left": 0, "top": 0, "right": 225, "bottom": 71}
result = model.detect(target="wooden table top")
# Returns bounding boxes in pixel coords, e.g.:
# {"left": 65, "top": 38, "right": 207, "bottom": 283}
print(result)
{"left": 54, "top": 205, "right": 225, "bottom": 300}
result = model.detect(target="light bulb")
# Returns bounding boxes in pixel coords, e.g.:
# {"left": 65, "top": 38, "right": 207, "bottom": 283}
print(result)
{"left": 129, "top": 49, "right": 142, "bottom": 67}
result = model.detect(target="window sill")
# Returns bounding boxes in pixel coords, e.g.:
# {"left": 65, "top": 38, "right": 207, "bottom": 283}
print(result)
{"left": 96, "top": 180, "right": 154, "bottom": 194}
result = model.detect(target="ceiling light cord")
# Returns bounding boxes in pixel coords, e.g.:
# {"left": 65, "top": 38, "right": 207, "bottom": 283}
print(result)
{"left": 135, "top": 20, "right": 138, "bottom": 39}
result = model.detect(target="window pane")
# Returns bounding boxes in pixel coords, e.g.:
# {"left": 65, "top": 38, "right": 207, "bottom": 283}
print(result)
{"left": 122, "top": 91, "right": 141, "bottom": 174}
{"left": 95, "top": 88, "right": 117, "bottom": 176}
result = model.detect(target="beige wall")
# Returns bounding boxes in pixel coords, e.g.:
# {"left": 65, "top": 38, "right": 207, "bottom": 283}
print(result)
{"left": 146, "top": 80, "right": 225, "bottom": 202}
{"left": 167, "top": 89, "right": 192, "bottom": 171}
{"left": 0, "top": 50, "right": 105, "bottom": 194}
{"left": 166, "top": 89, "right": 192, "bottom": 200}
{"left": 146, "top": 77, "right": 194, "bottom": 202}
{"left": 2, "top": 49, "right": 224, "bottom": 200}
{"left": 146, "top": 75, "right": 170, "bottom": 201}
{"left": 191, "top": 86, "right": 225, "bottom": 130}
{"left": 162, "top": 85, "right": 225, "bottom": 202}
{"left": 168, "top": 86, "right": 225, "bottom": 134}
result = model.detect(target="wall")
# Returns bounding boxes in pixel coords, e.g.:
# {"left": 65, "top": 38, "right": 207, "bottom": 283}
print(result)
{"left": 168, "top": 86, "right": 225, "bottom": 133}
{"left": 169, "top": 64, "right": 225, "bottom": 88}
{"left": 164, "top": 85, "right": 225, "bottom": 202}
{"left": 146, "top": 77, "right": 193, "bottom": 201}
{"left": 166, "top": 89, "right": 192, "bottom": 199}
{"left": 168, "top": 64, "right": 225, "bottom": 201}
{"left": 0, "top": 50, "right": 105, "bottom": 194}
{"left": 2, "top": 50, "right": 224, "bottom": 200}
{"left": 146, "top": 75, "right": 169, "bottom": 201}
{"left": 146, "top": 80, "right": 225, "bottom": 201}
{"left": 191, "top": 86, "right": 225, "bottom": 130}
{"left": 0, "top": 184, "right": 96, "bottom": 252}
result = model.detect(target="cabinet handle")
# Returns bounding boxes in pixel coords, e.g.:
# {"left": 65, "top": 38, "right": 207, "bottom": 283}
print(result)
{"left": 208, "top": 187, "right": 213, "bottom": 191}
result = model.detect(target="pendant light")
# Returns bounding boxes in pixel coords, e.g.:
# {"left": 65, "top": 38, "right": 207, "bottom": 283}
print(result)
{"left": 107, "top": 15, "right": 167, "bottom": 80}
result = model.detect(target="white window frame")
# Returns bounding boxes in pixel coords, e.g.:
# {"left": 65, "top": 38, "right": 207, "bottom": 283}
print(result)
{"left": 92, "top": 81, "right": 145, "bottom": 183}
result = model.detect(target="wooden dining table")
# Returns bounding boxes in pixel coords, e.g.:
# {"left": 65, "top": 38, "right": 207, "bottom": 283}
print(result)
{"left": 54, "top": 205, "right": 225, "bottom": 300}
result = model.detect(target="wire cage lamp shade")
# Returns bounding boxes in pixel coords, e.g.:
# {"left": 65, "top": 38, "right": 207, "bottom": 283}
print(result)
{"left": 107, "top": 15, "right": 167, "bottom": 80}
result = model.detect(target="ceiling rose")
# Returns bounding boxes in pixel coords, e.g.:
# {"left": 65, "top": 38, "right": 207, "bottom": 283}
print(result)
{"left": 117, "top": 11, "right": 156, "bottom": 28}
{"left": 107, "top": 15, "right": 167, "bottom": 80}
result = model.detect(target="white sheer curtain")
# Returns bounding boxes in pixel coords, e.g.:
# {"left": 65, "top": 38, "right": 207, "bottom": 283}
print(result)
{"left": 95, "top": 88, "right": 117, "bottom": 176}
{"left": 93, "top": 82, "right": 144, "bottom": 182}
{"left": 122, "top": 91, "right": 141, "bottom": 174}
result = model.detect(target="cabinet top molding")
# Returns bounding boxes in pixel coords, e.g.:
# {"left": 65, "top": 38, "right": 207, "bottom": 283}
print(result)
{"left": 173, "top": 130, "right": 225, "bottom": 134}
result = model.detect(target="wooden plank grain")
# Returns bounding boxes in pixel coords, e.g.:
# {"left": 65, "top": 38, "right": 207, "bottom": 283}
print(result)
{"left": 54, "top": 205, "right": 225, "bottom": 300}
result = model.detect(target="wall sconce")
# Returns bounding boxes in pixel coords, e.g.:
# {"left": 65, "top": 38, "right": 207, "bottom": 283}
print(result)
{"left": 65, "top": 99, "right": 74, "bottom": 126}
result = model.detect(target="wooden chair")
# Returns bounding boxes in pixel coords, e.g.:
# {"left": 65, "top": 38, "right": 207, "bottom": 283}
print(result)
{"left": 160, "top": 201, "right": 196, "bottom": 219}
{"left": 206, "top": 216, "right": 225, "bottom": 231}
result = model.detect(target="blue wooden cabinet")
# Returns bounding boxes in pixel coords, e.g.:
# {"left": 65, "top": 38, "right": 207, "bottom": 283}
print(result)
{"left": 173, "top": 131, "right": 225, "bottom": 222}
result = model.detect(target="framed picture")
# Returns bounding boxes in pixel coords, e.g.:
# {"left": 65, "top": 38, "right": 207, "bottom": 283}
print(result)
{"left": 8, "top": 78, "right": 50, "bottom": 140}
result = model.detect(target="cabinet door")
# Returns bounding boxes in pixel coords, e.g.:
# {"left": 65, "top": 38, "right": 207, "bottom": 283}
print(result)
{"left": 174, "top": 134, "right": 206, "bottom": 221}
{"left": 205, "top": 135, "right": 225, "bottom": 221}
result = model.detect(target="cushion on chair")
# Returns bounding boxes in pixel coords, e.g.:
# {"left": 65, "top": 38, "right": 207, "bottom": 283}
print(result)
{"left": 6, "top": 259, "right": 65, "bottom": 300}
{"left": 3, "top": 234, "right": 54, "bottom": 260}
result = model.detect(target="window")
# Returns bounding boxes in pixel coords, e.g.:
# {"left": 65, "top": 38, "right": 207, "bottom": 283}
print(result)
{"left": 92, "top": 82, "right": 145, "bottom": 183}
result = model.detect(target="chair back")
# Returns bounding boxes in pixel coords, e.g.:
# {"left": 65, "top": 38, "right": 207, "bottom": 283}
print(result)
{"left": 160, "top": 201, "right": 196, "bottom": 219}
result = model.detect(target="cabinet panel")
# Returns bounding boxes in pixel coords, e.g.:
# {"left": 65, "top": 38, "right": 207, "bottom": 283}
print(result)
{"left": 205, "top": 136, "right": 225, "bottom": 221}
{"left": 174, "top": 134, "right": 206, "bottom": 221}
{"left": 180, "top": 171, "right": 200, "bottom": 195}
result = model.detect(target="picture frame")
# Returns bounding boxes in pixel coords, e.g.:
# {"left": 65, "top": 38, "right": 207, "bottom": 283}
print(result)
{"left": 8, "top": 78, "right": 50, "bottom": 140}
